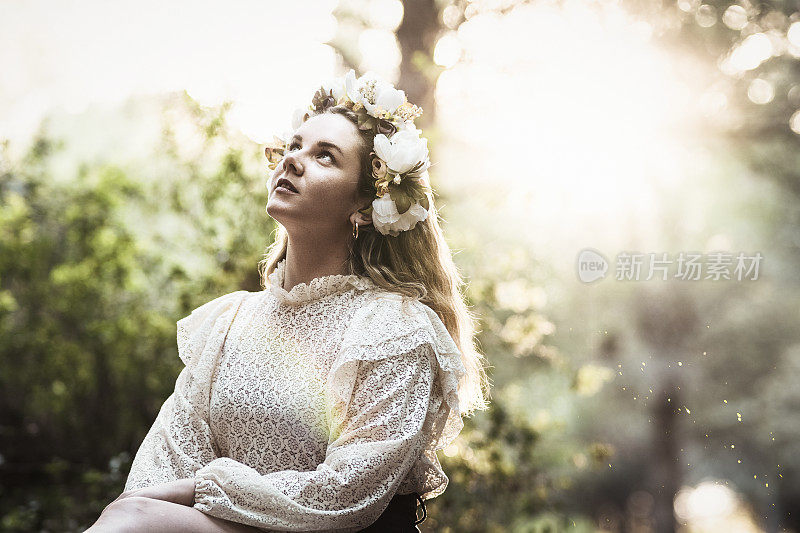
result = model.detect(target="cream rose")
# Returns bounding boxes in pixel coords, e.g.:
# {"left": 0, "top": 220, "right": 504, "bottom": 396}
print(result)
{"left": 373, "top": 130, "right": 431, "bottom": 176}
{"left": 363, "top": 82, "right": 405, "bottom": 117}
{"left": 291, "top": 108, "right": 306, "bottom": 130}
{"left": 321, "top": 75, "right": 347, "bottom": 102}
{"left": 344, "top": 69, "right": 369, "bottom": 108}
{"left": 371, "top": 192, "right": 429, "bottom": 237}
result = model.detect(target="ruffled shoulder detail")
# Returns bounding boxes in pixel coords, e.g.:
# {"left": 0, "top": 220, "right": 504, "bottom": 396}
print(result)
{"left": 176, "top": 290, "right": 250, "bottom": 420}
{"left": 266, "top": 259, "right": 376, "bottom": 306}
{"left": 327, "top": 292, "right": 467, "bottom": 453}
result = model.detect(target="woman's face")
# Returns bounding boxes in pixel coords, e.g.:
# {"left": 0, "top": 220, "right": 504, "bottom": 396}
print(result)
{"left": 266, "top": 112, "right": 366, "bottom": 236}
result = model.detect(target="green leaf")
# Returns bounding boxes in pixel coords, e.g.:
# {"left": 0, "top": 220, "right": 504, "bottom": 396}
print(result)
{"left": 393, "top": 189, "right": 412, "bottom": 214}
{"left": 420, "top": 193, "right": 430, "bottom": 211}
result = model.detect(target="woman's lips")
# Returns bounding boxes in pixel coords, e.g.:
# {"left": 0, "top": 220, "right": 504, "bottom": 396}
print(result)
{"left": 275, "top": 185, "right": 298, "bottom": 194}
{"left": 275, "top": 176, "right": 298, "bottom": 193}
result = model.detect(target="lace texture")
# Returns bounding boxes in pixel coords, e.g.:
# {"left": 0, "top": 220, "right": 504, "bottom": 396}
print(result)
{"left": 124, "top": 291, "right": 249, "bottom": 490}
{"left": 267, "top": 258, "right": 376, "bottom": 307}
{"left": 124, "top": 271, "right": 467, "bottom": 532}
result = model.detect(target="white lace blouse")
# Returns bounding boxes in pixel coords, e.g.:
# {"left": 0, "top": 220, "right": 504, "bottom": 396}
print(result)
{"left": 123, "top": 258, "right": 468, "bottom": 532}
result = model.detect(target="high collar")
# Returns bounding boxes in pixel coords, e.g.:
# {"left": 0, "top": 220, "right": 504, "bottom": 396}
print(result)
{"left": 267, "top": 258, "right": 376, "bottom": 307}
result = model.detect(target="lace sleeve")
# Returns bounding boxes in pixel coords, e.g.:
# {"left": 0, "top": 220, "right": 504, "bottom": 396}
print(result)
{"left": 332, "top": 294, "right": 467, "bottom": 458}
{"left": 124, "top": 291, "right": 249, "bottom": 491}
{"left": 192, "top": 342, "right": 436, "bottom": 532}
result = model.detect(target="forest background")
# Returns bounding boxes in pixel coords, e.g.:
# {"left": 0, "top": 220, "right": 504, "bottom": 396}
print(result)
{"left": 1, "top": 0, "right": 799, "bottom": 531}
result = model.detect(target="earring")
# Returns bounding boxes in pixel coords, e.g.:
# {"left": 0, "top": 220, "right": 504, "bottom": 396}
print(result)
{"left": 352, "top": 221, "right": 359, "bottom": 239}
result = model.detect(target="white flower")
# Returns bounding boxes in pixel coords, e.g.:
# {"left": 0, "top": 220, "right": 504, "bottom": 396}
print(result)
{"left": 355, "top": 70, "right": 384, "bottom": 97}
{"left": 274, "top": 125, "right": 293, "bottom": 150}
{"left": 321, "top": 75, "right": 347, "bottom": 102}
{"left": 397, "top": 121, "right": 422, "bottom": 134}
{"left": 291, "top": 107, "right": 306, "bottom": 130}
{"left": 343, "top": 70, "right": 405, "bottom": 117}
{"left": 344, "top": 69, "right": 365, "bottom": 107}
{"left": 363, "top": 82, "right": 405, "bottom": 117}
{"left": 371, "top": 192, "right": 429, "bottom": 236}
{"left": 373, "top": 130, "right": 431, "bottom": 176}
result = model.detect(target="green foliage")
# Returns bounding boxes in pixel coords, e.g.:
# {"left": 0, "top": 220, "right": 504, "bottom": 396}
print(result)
{"left": 0, "top": 95, "right": 275, "bottom": 530}
{"left": 0, "top": 148, "right": 169, "bottom": 529}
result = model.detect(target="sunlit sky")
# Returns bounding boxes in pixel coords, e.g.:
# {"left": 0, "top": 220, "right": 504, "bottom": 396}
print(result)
{"left": 1, "top": 0, "right": 343, "bottom": 142}
{"left": 0, "top": 0, "right": 773, "bottom": 264}
{"left": 434, "top": 0, "right": 731, "bottom": 264}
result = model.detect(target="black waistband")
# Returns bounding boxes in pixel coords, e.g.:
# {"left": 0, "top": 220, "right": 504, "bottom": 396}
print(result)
{"left": 356, "top": 491, "right": 427, "bottom": 532}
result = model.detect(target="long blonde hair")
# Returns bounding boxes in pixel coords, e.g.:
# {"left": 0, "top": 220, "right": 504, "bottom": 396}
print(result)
{"left": 258, "top": 105, "right": 491, "bottom": 416}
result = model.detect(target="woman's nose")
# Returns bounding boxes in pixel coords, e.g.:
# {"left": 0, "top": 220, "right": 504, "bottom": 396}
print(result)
{"left": 282, "top": 152, "right": 303, "bottom": 176}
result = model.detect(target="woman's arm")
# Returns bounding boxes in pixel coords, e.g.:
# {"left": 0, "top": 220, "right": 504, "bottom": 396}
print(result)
{"left": 106, "top": 478, "right": 196, "bottom": 511}
{"left": 86, "top": 496, "right": 263, "bottom": 533}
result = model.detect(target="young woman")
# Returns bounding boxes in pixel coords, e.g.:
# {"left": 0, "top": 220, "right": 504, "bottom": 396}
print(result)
{"left": 87, "top": 70, "right": 490, "bottom": 532}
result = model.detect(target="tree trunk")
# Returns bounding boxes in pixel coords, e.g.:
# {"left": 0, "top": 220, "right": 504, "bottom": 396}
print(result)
{"left": 651, "top": 379, "right": 680, "bottom": 533}
{"left": 397, "top": 0, "right": 440, "bottom": 127}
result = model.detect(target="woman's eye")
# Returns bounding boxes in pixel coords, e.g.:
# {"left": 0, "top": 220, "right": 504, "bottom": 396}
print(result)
{"left": 288, "top": 143, "right": 300, "bottom": 151}
{"left": 319, "top": 151, "right": 334, "bottom": 162}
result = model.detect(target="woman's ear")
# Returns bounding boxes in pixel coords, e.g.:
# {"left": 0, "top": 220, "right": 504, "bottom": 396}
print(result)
{"left": 350, "top": 202, "right": 373, "bottom": 227}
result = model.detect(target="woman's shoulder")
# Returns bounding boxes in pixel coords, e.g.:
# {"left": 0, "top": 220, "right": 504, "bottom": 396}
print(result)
{"left": 174, "top": 290, "right": 261, "bottom": 370}
{"left": 176, "top": 290, "right": 253, "bottom": 344}
{"left": 179, "top": 290, "right": 253, "bottom": 323}
{"left": 354, "top": 289, "right": 436, "bottom": 329}
{"left": 344, "top": 290, "right": 458, "bottom": 362}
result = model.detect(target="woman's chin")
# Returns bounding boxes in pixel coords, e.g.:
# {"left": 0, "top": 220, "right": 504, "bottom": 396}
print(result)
{"left": 265, "top": 200, "right": 301, "bottom": 224}
{"left": 265, "top": 201, "right": 288, "bottom": 220}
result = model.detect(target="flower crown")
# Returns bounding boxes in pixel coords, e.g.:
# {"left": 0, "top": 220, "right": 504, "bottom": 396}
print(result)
{"left": 265, "top": 69, "right": 432, "bottom": 237}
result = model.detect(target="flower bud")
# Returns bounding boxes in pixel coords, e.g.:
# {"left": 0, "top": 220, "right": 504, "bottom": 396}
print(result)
{"left": 376, "top": 119, "right": 397, "bottom": 136}
{"left": 372, "top": 157, "right": 388, "bottom": 179}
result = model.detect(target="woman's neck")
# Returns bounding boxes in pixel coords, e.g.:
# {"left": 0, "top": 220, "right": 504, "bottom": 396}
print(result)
{"left": 282, "top": 234, "right": 351, "bottom": 292}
